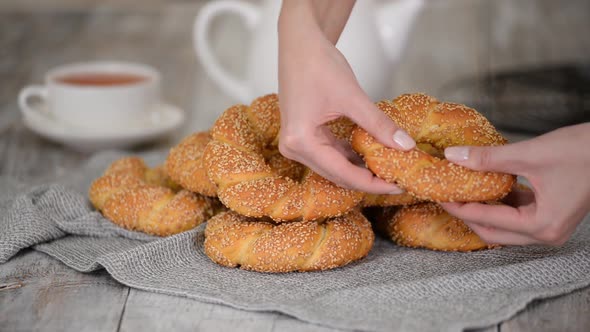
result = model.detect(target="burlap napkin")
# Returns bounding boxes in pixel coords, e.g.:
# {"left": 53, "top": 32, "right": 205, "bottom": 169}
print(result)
{"left": 1, "top": 151, "right": 589, "bottom": 332}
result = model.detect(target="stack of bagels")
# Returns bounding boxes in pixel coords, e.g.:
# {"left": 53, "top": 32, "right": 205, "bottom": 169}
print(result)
{"left": 89, "top": 93, "right": 516, "bottom": 273}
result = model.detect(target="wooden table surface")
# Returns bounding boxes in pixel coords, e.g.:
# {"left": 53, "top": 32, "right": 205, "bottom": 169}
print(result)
{"left": 1, "top": 2, "right": 589, "bottom": 331}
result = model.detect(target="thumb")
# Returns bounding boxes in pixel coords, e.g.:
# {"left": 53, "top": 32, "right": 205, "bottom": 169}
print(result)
{"left": 345, "top": 98, "right": 415, "bottom": 151}
{"left": 444, "top": 142, "right": 528, "bottom": 174}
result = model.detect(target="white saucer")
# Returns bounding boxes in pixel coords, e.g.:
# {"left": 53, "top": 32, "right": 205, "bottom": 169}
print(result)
{"left": 22, "top": 102, "right": 185, "bottom": 152}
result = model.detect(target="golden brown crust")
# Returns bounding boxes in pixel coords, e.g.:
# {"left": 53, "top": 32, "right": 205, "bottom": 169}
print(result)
{"left": 374, "top": 203, "right": 493, "bottom": 252}
{"left": 263, "top": 149, "right": 306, "bottom": 180}
{"left": 326, "top": 117, "right": 356, "bottom": 140}
{"left": 361, "top": 192, "right": 421, "bottom": 207}
{"left": 89, "top": 157, "right": 217, "bottom": 236}
{"left": 351, "top": 93, "right": 516, "bottom": 202}
{"left": 204, "top": 209, "right": 375, "bottom": 272}
{"left": 165, "top": 131, "right": 217, "bottom": 197}
{"left": 204, "top": 94, "right": 364, "bottom": 222}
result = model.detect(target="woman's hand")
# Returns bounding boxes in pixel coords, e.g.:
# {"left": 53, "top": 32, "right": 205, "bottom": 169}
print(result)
{"left": 278, "top": 0, "right": 415, "bottom": 194}
{"left": 441, "top": 123, "right": 590, "bottom": 246}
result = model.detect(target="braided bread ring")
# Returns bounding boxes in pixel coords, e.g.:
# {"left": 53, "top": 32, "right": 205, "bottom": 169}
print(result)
{"left": 204, "top": 209, "right": 374, "bottom": 272}
{"left": 165, "top": 131, "right": 217, "bottom": 197}
{"left": 89, "top": 157, "right": 217, "bottom": 236}
{"left": 326, "top": 116, "right": 422, "bottom": 208}
{"left": 204, "top": 94, "right": 364, "bottom": 222}
{"left": 351, "top": 93, "right": 516, "bottom": 202}
{"left": 374, "top": 203, "right": 492, "bottom": 252}
{"left": 361, "top": 192, "right": 420, "bottom": 207}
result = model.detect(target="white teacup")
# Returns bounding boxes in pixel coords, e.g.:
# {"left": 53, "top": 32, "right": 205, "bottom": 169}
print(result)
{"left": 18, "top": 61, "right": 161, "bottom": 131}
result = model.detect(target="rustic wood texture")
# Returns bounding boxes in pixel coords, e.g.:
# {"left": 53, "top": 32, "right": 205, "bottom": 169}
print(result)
{"left": 0, "top": 250, "right": 128, "bottom": 332}
{"left": 1, "top": 1, "right": 589, "bottom": 331}
{"left": 118, "top": 290, "right": 344, "bottom": 332}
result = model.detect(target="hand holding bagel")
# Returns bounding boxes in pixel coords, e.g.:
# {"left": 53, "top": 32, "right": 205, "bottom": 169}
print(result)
{"left": 278, "top": 0, "right": 414, "bottom": 195}
{"left": 351, "top": 94, "right": 516, "bottom": 202}
{"left": 441, "top": 123, "right": 590, "bottom": 246}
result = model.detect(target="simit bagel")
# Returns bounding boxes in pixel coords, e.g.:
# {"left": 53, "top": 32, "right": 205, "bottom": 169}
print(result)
{"left": 351, "top": 93, "right": 516, "bottom": 202}
{"left": 89, "top": 157, "right": 218, "bottom": 236}
{"left": 204, "top": 209, "right": 374, "bottom": 272}
{"left": 373, "top": 203, "right": 492, "bottom": 252}
{"left": 203, "top": 94, "right": 364, "bottom": 222}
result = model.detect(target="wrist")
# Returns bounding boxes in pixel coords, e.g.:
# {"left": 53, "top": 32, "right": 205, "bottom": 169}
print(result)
{"left": 279, "top": 1, "right": 326, "bottom": 58}
{"left": 279, "top": 0, "right": 317, "bottom": 33}
{"left": 279, "top": 0, "right": 355, "bottom": 44}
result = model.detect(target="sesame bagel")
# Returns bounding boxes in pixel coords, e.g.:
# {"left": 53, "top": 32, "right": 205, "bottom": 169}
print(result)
{"left": 374, "top": 203, "right": 492, "bottom": 252}
{"left": 204, "top": 209, "right": 375, "bottom": 272}
{"left": 165, "top": 131, "right": 217, "bottom": 197}
{"left": 203, "top": 94, "right": 364, "bottom": 222}
{"left": 89, "top": 157, "right": 217, "bottom": 236}
{"left": 361, "top": 192, "right": 421, "bottom": 207}
{"left": 351, "top": 93, "right": 516, "bottom": 202}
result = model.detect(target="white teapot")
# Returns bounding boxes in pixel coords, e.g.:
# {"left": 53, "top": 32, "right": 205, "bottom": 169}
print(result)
{"left": 194, "top": 0, "right": 424, "bottom": 103}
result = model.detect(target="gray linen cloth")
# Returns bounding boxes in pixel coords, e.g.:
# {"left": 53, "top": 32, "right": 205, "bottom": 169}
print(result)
{"left": 1, "top": 151, "right": 589, "bottom": 332}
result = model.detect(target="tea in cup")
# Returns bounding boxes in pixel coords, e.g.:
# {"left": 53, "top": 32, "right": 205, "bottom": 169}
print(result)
{"left": 18, "top": 61, "right": 161, "bottom": 131}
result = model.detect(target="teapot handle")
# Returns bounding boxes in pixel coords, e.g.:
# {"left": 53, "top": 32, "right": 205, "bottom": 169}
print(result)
{"left": 194, "top": 0, "right": 259, "bottom": 103}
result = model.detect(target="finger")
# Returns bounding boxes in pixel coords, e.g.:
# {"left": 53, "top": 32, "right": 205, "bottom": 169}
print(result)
{"left": 318, "top": 126, "right": 365, "bottom": 166}
{"left": 343, "top": 97, "right": 415, "bottom": 151}
{"left": 279, "top": 124, "right": 403, "bottom": 194}
{"left": 465, "top": 222, "right": 538, "bottom": 246}
{"left": 444, "top": 142, "right": 531, "bottom": 174}
{"left": 332, "top": 139, "right": 365, "bottom": 166}
{"left": 441, "top": 202, "right": 536, "bottom": 234}
{"left": 304, "top": 144, "right": 404, "bottom": 194}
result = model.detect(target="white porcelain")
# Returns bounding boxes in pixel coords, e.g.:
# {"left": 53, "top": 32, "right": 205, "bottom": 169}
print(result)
{"left": 22, "top": 101, "right": 185, "bottom": 152}
{"left": 18, "top": 61, "right": 161, "bottom": 131}
{"left": 194, "top": 0, "right": 424, "bottom": 103}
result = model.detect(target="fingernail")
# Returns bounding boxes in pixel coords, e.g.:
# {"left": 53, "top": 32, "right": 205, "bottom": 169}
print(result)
{"left": 445, "top": 146, "right": 470, "bottom": 162}
{"left": 392, "top": 130, "right": 415, "bottom": 150}
{"left": 389, "top": 186, "right": 404, "bottom": 195}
